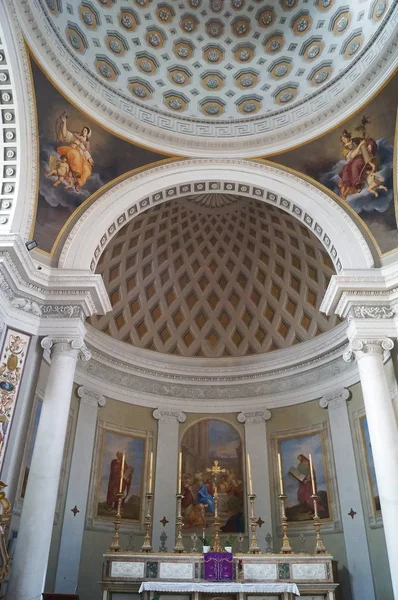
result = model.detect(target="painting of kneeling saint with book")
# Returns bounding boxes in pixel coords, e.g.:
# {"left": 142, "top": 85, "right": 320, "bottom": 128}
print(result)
{"left": 279, "top": 432, "right": 330, "bottom": 523}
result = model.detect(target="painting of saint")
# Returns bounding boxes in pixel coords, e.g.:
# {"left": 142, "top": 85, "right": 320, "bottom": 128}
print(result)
{"left": 279, "top": 432, "right": 330, "bottom": 523}
{"left": 95, "top": 430, "right": 145, "bottom": 522}
{"left": 181, "top": 419, "right": 244, "bottom": 533}
{"left": 268, "top": 74, "right": 398, "bottom": 254}
{"left": 30, "top": 59, "right": 167, "bottom": 254}
{"left": 360, "top": 416, "right": 380, "bottom": 513}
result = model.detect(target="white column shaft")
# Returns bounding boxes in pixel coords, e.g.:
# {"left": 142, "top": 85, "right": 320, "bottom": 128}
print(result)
{"left": 355, "top": 349, "right": 398, "bottom": 599}
{"left": 244, "top": 420, "right": 272, "bottom": 548}
{"left": 54, "top": 388, "right": 104, "bottom": 593}
{"left": 7, "top": 340, "right": 86, "bottom": 600}
{"left": 152, "top": 413, "right": 182, "bottom": 550}
{"left": 322, "top": 391, "right": 375, "bottom": 600}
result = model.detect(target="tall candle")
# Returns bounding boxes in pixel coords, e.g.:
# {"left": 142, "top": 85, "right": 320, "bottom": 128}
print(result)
{"left": 178, "top": 451, "right": 182, "bottom": 494}
{"left": 309, "top": 453, "right": 316, "bottom": 494}
{"left": 277, "top": 453, "right": 284, "bottom": 495}
{"left": 119, "top": 452, "right": 125, "bottom": 494}
{"left": 148, "top": 451, "right": 153, "bottom": 494}
{"left": 247, "top": 453, "right": 253, "bottom": 495}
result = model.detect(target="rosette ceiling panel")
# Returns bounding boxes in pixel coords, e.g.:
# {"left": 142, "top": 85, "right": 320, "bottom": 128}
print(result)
{"left": 20, "top": 0, "right": 397, "bottom": 155}
{"left": 89, "top": 196, "right": 341, "bottom": 358}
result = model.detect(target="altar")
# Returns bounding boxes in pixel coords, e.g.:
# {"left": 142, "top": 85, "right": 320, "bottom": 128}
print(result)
{"left": 100, "top": 552, "right": 339, "bottom": 600}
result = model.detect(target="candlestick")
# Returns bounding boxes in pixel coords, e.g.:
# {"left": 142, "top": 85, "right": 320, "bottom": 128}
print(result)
{"left": 109, "top": 492, "right": 123, "bottom": 552}
{"left": 174, "top": 493, "right": 185, "bottom": 553}
{"left": 247, "top": 453, "right": 253, "bottom": 495}
{"left": 141, "top": 493, "right": 154, "bottom": 552}
{"left": 148, "top": 451, "right": 153, "bottom": 494}
{"left": 178, "top": 451, "right": 182, "bottom": 494}
{"left": 118, "top": 452, "right": 125, "bottom": 494}
{"left": 278, "top": 494, "right": 293, "bottom": 554}
{"left": 311, "top": 493, "right": 327, "bottom": 554}
{"left": 248, "top": 494, "right": 261, "bottom": 553}
{"left": 277, "top": 453, "right": 284, "bottom": 495}
{"left": 309, "top": 454, "right": 316, "bottom": 495}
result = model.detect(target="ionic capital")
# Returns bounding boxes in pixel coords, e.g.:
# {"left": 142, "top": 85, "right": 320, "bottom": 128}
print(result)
{"left": 343, "top": 338, "right": 394, "bottom": 363}
{"left": 237, "top": 410, "right": 271, "bottom": 424}
{"left": 319, "top": 388, "right": 350, "bottom": 411}
{"left": 77, "top": 386, "right": 106, "bottom": 409}
{"left": 41, "top": 336, "right": 91, "bottom": 362}
{"left": 153, "top": 408, "right": 186, "bottom": 424}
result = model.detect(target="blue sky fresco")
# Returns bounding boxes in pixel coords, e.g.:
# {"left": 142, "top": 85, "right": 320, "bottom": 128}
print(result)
{"left": 98, "top": 431, "right": 145, "bottom": 503}
{"left": 279, "top": 432, "right": 327, "bottom": 509}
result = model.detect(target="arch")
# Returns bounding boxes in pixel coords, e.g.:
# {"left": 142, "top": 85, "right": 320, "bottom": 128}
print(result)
{"left": 180, "top": 416, "right": 243, "bottom": 446}
{"left": 59, "top": 159, "right": 375, "bottom": 272}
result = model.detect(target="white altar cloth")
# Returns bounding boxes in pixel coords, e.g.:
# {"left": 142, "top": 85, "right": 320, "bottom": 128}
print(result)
{"left": 139, "top": 582, "right": 300, "bottom": 596}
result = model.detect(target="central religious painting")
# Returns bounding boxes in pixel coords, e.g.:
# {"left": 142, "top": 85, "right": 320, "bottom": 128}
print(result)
{"left": 180, "top": 419, "right": 244, "bottom": 534}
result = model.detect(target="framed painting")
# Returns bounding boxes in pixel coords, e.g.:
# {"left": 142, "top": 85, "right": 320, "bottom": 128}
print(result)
{"left": 271, "top": 422, "right": 340, "bottom": 534}
{"left": 181, "top": 418, "right": 244, "bottom": 534}
{"left": 88, "top": 421, "right": 153, "bottom": 530}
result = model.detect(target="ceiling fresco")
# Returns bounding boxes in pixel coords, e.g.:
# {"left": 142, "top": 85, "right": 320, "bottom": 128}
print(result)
{"left": 269, "top": 74, "right": 398, "bottom": 254}
{"left": 31, "top": 60, "right": 168, "bottom": 254}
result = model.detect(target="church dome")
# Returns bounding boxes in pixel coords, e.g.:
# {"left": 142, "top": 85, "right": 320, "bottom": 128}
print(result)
{"left": 88, "top": 195, "right": 340, "bottom": 358}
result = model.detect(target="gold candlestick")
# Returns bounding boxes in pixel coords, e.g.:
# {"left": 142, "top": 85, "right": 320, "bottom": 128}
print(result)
{"left": 248, "top": 494, "right": 261, "bottom": 554}
{"left": 109, "top": 492, "right": 123, "bottom": 552}
{"left": 210, "top": 492, "right": 223, "bottom": 552}
{"left": 141, "top": 492, "right": 154, "bottom": 552}
{"left": 311, "top": 494, "right": 326, "bottom": 554}
{"left": 278, "top": 494, "right": 293, "bottom": 554}
{"left": 174, "top": 493, "right": 185, "bottom": 553}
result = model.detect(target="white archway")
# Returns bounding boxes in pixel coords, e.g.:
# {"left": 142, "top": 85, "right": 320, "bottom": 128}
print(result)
{"left": 59, "top": 159, "right": 375, "bottom": 273}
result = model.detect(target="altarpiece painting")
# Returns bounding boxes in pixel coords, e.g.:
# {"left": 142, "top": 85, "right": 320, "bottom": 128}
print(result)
{"left": 181, "top": 419, "right": 244, "bottom": 534}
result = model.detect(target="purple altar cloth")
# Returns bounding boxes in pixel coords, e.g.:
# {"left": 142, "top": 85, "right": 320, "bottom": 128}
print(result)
{"left": 204, "top": 553, "right": 233, "bottom": 581}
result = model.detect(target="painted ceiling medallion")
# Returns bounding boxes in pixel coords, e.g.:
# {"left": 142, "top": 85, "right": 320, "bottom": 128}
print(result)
{"left": 201, "top": 99, "right": 225, "bottom": 117}
{"left": 164, "top": 93, "right": 189, "bottom": 112}
{"left": 234, "top": 45, "right": 254, "bottom": 62}
{"left": 79, "top": 5, "right": 99, "bottom": 30}
{"left": 331, "top": 10, "right": 351, "bottom": 34}
{"left": 169, "top": 67, "right": 191, "bottom": 86}
{"left": 309, "top": 64, "right": 333, "bottom": 85}
{"left": 302, "top": 39, "right": 324, "bottom": 61}
{"left": 264, "top": 33, "right": 285, "bottom": 53}
{"left": 95, "top": 56, "right": 118, "bottom": 80}
{"left": 189, "top": 0, "right": 201, "bottom": 7}
{"left": 235, "top": 70, "right": 258, "bottom": 89}
{"left": 146, "top": 28, "right": 166, "bottom": 48}
{"left": 204, "top": 46, "right": 224, "bottom": 63}
{"left": 372, "top": 0, "right": 388, "bottom": 20}
{"left": 317, "top": 0, "right": 335, "bottom": 10}
{"left": 237, "top": 97, "right": 261, "bottom": 114}
{"left": 231, "top": 0, "right": 245, "bottom": 9}
{"left": 280, "top": 0, "right": 297, "bottom": 9}
{"left": 292, "top": 13, "right": 312, "bottom": 36}
{"left": 173, "top": 41, "right": 194, "bottom": 60}
{"left": 128, "top": 79, "right": 153, "bottom": 99}
{"left": 96, "top": 0, "right": 113, "bottom": 7}
{"left": 180, "top": 15, "right": 198, "bottom": 33}
{"left": 119, "top": 10, "right": 138, "bottom": 30}
{"left": 156, "top": 5, "right": 174, "bottom": 23}
{"left": 134, "top": 0, "right": 150, "bottom": 7}
{"left": 257, "top": 8, "right": 275, "bottom": 28}
{"left": 106, "top": 34, "right": 128, "bottom": 56}
{"left": 269, "top": 59, "right": 291, "bottom": 79}
{"left": 206, "top": 20, "right": 224, "bottom": 38}
{"left": 210, "top": 0, "right": 224, "bottom": 12}
{"left": 232, "top": 18, "right": 250, "bottom": 36}
{"left": 202, "top": 73, "right": 224, "bottom": 90}
{"left": 66, "top": 25, "right": 87, "bottom": 54}
{"left": 343, "top": 33, "right": 363, "bottom": 58}
{"left": 136, "top": 55, "right": 158, "bottom": 75}
{"left": 274, "top": 85, "right": 297, "bottom": 104}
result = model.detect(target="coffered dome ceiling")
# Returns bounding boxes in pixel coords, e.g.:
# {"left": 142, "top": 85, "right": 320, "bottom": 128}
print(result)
{"left": 88, "top": 196, "right": 340, "bottom": 358}
{"left": 20, "top": 0, "right": 397, "bottom": 155}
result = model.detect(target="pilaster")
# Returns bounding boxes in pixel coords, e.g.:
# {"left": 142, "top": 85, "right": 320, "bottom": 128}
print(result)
{"left": 320, "top": 389, "right": 375, "bottom": 600}
{"left": 55, "top": 386, "right": 105, "bottom": 593}
{"left": 237, "top": 410, "right": 272, "bottom": 549}
{"left": 152, "top": 409, "right": 186, "bottom": 551}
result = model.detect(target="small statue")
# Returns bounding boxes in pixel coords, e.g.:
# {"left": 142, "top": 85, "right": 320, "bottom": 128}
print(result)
{"left": 190, "top": 532, "right": 198, "bottom": 553}
{"left": 265, "top": 532, "right": 273, "bottom": 553}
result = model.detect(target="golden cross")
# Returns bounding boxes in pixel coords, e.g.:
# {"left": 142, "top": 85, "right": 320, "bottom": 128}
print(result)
{"left": 206, "top": 460, "right": 226, "bottom": 480}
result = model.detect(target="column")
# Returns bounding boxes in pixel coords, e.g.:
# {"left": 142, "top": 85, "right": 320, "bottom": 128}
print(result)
{"left": 54, "top": 386, "right": 105, "bottom": 593}
{"left": 7, "top": 337, "right": 91, "bottom": 600}
{"left": 152, "top": 409, "right": 186, "bottom": 551}
{"left": 320, "top": 388, "right": 375, "bottom": 600}
{"left": 237, "top": 410, "right": 272, "bottom": 550}
{"left": 344, "top": 338, "right": 398, "bottom": 599}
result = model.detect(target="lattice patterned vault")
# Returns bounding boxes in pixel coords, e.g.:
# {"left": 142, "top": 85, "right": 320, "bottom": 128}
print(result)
{"left": 89, "top": 196, "right": 340, "bottom": 358}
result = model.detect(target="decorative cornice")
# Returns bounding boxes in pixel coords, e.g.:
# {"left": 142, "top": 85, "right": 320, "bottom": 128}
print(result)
{"left": 349, "top": 305, "right": 396, "bottom": 320}
{"left": 41, "top": 336, "right": 91, "bottom": 362}
{"left": 237, "top": 410, "right": 271, "bottom": 424}
{"left": 319, "top": 388, "right": 350, "bottom": 411}
{"left": 15, "top": 0, "right": 398, "bottom": 156}
{"left": 343, "top": 338, "right": 394, "bottom": 363}
{"left": 77, "top": 385, "right": 106, "bottom": 409}
{"left": 152, "top": 409, "right": 186, "bottom": 424}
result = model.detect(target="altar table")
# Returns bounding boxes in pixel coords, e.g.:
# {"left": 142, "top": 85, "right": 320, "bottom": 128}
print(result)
{"left": 139, "top": 582, "right": 300, "bottom": 595}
